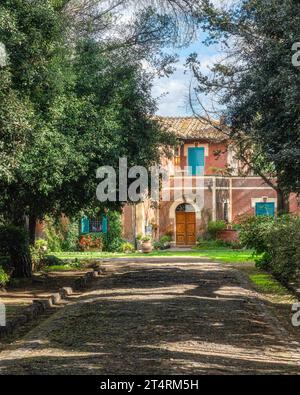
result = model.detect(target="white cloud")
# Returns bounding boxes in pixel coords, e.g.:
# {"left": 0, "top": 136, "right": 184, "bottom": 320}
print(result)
{"left": 152, "top": 60, "right": 193, "bottom": 116}
{"left": 153, "top": 52, "right": 224, "bottom": 116}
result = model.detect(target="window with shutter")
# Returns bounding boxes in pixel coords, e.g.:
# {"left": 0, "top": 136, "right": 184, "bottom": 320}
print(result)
{"left": 188, "top": 147, "right": 205, "bottom": 176}
{"left": 255, "top": 202, "right": 275, "bottom": 217}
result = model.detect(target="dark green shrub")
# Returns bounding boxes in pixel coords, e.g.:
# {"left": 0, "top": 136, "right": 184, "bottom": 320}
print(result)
{"left": 61, "top": 220, "right": 80, "bottom": 252}
{"left": 197, "top": 239, "right": 232, "bottom": 249}
{"left": 265, "top": 216, "right": 300, "bottom": 283}
{"left": 43, "top": 255, "right": 64, "bottom": 267}
{"left": 153, "top": 241, "right": 161, "bottom": 250}
{"left": 0, "top": 225, "right": 32, "bottom": 278}
{"left": 160, "top": 235, "right": 172, "bottom": 244}
{"left": 153, "top": 235, "right": 172, "bottom": 251}
{"left": 102, "top": 212, "right": 123, "bottom": 252}
{"left": 240, "top": 215, "right": 300, "bottom": 283}
{"left": 45, "top": 216, "right": 80, "bottom": 252}
{"left": 44, "top": 216, "right": 63, "bottom": 252}
{"left": 0, "top": 256, "right": 11, "bottom": 270}
{"left": 206, "top": 220, "right": 227, "bottom": 240}
{"left": 159, "top": 235, "right": 172, "bottom": 250}
{"left": 0, "top": 225, "right": 29, "bottom": 255}
{"left": 239, "top": 216, "right": 274, "bottom": 255}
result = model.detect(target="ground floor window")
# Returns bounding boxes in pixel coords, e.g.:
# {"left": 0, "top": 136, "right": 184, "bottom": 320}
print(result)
{"left": 81, "top": 216, "right": 108, "bottom": 234}
{"left": 255, "top": 202, "right": 275, "bottom": 217}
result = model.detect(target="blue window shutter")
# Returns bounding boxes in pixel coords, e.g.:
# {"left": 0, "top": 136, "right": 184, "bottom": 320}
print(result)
{"left": 81, "top": 217, "right": 90, "bottom": 234}
{"left": 188, "top": 148, "right": 205, "bottom": 176}
{"left": 255, "top": 203, "right": 275, "bottom": 217}
{"left": 102, "top": 216, "right": 108, "bottom": 234}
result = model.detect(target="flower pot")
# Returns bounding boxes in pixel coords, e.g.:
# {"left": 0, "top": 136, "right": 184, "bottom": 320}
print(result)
{"left": 142, "top": 241, "right": 153, "bottom": 254}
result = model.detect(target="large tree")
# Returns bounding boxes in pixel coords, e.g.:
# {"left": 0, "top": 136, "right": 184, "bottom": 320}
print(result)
{"left": 188, "top": 0, "right": 300, "bottom": 213}
{"left": 0, "top": 0, "right": 192, "bottom": 276}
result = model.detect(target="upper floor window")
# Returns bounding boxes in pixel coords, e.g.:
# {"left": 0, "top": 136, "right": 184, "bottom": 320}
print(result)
{"left": 188, "top": 147, "right": 205, "bottom": 176}
{"left": 255, "top": 202, "right": 275, "bottom": 217}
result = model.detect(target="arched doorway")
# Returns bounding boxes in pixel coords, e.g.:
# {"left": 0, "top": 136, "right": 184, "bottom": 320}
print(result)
{"left": 176, "top": 204, "right": 196, "bottom": 246}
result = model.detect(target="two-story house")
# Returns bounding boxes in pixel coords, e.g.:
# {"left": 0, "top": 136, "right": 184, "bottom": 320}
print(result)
{"left": 122, "top": 116, "right": 299, "bottom": 246}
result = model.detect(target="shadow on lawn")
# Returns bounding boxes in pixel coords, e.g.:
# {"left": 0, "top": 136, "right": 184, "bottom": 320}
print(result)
{"left": 0, "top": 263, "right": 299, "bottom": 375}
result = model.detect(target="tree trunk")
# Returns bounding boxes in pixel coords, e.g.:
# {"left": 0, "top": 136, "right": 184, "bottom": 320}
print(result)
{"left": 277, "top": 189, "right": 290, "bottom": 215}
{"left": 9, "top": 214, "right": 33, "bottom": 279}
{"left": 29, "top": 213, "right": 37, "bottom": 246}
{"left": 11, "top": 251, "right": 32, "bottom": 278}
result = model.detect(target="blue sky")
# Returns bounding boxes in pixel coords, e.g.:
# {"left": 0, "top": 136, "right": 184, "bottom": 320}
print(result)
{"left": 153, "top": 36, "right": 221, "bottom": 117}
{"left": 115, "top": 1, "right": 232, "bottom": 116}
{"left": 151, "top": 0, "right": 237, "bottom": 116}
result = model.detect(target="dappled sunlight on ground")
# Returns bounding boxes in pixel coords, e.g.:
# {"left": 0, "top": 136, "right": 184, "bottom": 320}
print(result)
{"left": 0, "top": 260, "right": 300, "bottom": 375}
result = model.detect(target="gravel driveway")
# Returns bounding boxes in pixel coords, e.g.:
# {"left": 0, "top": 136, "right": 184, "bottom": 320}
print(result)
{"left": 0, "top": 259, "right": 299, "bottom": 375}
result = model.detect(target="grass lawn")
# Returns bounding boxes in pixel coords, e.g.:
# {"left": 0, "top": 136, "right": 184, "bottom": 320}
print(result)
{"left": 49, "top": 248, "right": 255, "bottom": 264}
{"left": 241, "top": 266, "right": 297, "bottom": 307}
{"left": 43, "top": 263, "right": 84, "bottom": 272}
{"left": 249, "top": 271, "right": 288, "bottom": 295}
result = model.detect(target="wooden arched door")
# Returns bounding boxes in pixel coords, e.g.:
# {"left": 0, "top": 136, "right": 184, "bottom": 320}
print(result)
{"left": 176, "top": 204, "right": 196, "bottom": 246}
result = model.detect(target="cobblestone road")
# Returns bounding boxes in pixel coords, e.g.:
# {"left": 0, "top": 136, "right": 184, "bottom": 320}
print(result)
{"left": 0, "top": 259, "right": 300, "bottom": 375}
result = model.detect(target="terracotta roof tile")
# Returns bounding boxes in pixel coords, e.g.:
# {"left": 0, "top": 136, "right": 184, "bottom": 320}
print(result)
{"left": 155, "top": 116, "right": 229, "bottom": 142}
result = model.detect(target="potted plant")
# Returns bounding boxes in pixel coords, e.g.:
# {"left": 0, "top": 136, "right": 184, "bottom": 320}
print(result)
{"left": 141, "top": 236, "right": 152, "bottom": 254}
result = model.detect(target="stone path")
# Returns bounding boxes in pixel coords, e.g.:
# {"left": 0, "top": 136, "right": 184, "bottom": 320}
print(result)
{"left": 0, "top": 259, "right": 300, "bottom": 375}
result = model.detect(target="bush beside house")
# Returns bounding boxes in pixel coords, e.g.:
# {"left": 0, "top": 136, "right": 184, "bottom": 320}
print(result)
{"left": 102, "top": 212, "right": 123, "bottom": 252}
{"left": 154, "top": 235, "right": 172, "bottom": 250}
{"left": 45, "top": 216, "right": 79, "bottom": 252}
{"left": 239, "top": 215, "right": 300, "bottom": 284}
{"left": 206, "top": 220, "right": 227, "bottom": 240}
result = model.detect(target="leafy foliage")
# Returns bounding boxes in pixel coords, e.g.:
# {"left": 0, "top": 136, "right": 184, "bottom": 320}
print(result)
{"left": 206, "top": 220, "right": 227, "bottom": 240}
{"left": 120, "top": 242, "right": 135, "bottom": 253}
{"left": 43, "top": 254, "right": 64, "bottom": 267}
{"left": 239, "top": 216, "right": 275, "bottom": 256}
{"left": 0, "top": 0, "right": 198, "bottom": 276}
{"left": 190, "top": 0, "right": 300, "bottom": 208}
{"left": 0, "top": 266, "right": 9, "bottom": 287}
{"left": 153, "top": 235, "right": 172, "bottom": 250}
{"left": 0, "top": 225, "right": 30, "bottom": 257}
{"left": 103, "top": 212, "right": 123, "bottom": 252}
{"left": 30, "top": 239, "right": 48, "bottom": 271}
{"left": 240, "top": 215, "right": 300, "bottom": 283}
{"left": 0, "top": 225, "right": 32, "bottom": 277}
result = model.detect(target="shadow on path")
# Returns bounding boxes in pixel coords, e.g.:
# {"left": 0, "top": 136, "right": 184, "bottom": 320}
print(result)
{"left": 0, "top": 261, "right": 299, "bottom": 375}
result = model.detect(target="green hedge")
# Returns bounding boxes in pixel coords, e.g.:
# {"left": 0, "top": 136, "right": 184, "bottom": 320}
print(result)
{"left": 239, "top": 215, "right": 300, "bottom": 283}
{"left": 102, "top": 212, "right": 123, "bottom": 252}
